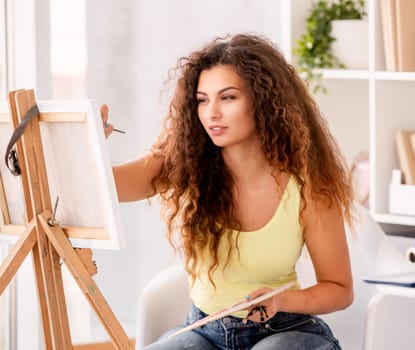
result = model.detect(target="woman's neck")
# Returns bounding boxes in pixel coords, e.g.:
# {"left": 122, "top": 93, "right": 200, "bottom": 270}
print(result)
{"left": 221, "top": 144, "right": 273, "bottom": 184}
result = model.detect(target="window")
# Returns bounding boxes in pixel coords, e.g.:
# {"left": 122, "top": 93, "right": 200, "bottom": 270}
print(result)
{"left": 0, "top": 1, "right": 11, "bottom": 349}
{"left": 0, "top": 2, "right": 88, "bottom": 349}
{"left": 50, "top": 0, "right": 86, "bottom": 98}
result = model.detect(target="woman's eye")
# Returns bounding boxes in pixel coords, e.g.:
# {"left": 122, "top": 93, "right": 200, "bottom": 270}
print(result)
{"left": 197, "top": 97, "right": 207, "bottom": 104}
{"left": 222, "top": 95, "right": 235, "bottom": 101}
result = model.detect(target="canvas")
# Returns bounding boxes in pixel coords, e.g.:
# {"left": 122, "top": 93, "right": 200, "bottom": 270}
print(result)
{"left": 0, "top": 98, "right": 124, "bottom": 250}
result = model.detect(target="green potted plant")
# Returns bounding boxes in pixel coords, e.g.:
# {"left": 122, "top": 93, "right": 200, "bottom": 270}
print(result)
{"left": 293, "top": 0, "right": 366, "bottom": 94}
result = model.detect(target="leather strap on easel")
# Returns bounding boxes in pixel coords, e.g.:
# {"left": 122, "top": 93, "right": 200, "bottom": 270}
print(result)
{"left": 4, "top": 105, "right": 40, "bottom": 176}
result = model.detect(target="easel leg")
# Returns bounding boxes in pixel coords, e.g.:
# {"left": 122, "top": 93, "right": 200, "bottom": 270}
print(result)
{"left": 0, "top": 220, "right": 36, "bottom": 294}
{"left": 0, "top": 220, "right": 66, "bottom": 349}
{"left": 38, "top": 212, "right": 133, "bottom": 350}
{"left": 49, "top": 241, "right": 73, "bottom": 348}
{"left": 0, "top": 220, "right": 66, "bottom": 348}
{"left": 31, "top": 242, "right": 54, "bottom": 349}
{"left": 11, "top": 89, "right": 73, "bottom": 349}
{"left": 32, "top": 222, "right": 73, "bottom": 350}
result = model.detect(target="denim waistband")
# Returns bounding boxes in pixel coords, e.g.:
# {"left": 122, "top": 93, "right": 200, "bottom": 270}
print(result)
{"left": 185, "top": 304, "right": 341, "bottom": 350}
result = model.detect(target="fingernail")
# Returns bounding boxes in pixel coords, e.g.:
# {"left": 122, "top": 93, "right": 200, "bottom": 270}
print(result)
{"left": 104, "top": 121, "right": 109, "bottom": 128}
{"left": 244, "top": 295, "right": 250, "bottom": 300}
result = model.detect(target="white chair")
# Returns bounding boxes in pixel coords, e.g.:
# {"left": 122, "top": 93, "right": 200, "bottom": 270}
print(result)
{"left": 135, "top": 205, "right": 415, "bottom": 350}
{"left": 135, "top": 264, "right": 190, "bottom": 348}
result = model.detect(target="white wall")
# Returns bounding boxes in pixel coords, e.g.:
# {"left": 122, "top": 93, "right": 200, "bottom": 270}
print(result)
{"left": 86, "top": 0, "right": 284, "bottom": 339}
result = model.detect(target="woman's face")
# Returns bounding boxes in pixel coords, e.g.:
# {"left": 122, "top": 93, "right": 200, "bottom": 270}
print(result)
{"left": 196, "top": 64, "right": 257, "bottom": 149}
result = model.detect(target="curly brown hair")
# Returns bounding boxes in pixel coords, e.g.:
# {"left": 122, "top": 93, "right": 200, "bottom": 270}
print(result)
{"left": 152, "top": 33, "right": 354, "bottom": 283}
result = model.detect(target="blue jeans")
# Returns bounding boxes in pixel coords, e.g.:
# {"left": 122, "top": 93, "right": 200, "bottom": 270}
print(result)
{"left": 142, "top": 304, "right": 341, "bottom": 350}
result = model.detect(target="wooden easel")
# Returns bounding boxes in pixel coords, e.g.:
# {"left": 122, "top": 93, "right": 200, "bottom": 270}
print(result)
{"left": 0, "top": 90, "right": 133, "bottom": 349}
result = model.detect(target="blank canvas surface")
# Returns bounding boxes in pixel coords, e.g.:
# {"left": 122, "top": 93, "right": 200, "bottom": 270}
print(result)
{"left": 0, "top": 100, "right": 125, "bottom": 250}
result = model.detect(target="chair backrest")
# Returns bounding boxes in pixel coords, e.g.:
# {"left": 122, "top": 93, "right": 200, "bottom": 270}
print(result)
{"left": 135, "top": 264, "right": 191, "bottom": 349}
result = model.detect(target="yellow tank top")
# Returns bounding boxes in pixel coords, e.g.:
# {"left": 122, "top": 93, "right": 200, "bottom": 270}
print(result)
{"left": 189, "top": 176, "right": 304, "bottom": 318}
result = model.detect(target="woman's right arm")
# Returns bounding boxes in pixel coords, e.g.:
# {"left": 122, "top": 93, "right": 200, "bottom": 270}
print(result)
{"left": 113, "top": 152, "right": 164, "bottom": 202}
{"left": 100, "top": 104, "right": 164, "bottom": 202}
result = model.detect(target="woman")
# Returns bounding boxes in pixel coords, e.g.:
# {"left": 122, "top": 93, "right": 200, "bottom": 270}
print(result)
{"left": 102, "top": 33, "right": 354, "bottom": 350}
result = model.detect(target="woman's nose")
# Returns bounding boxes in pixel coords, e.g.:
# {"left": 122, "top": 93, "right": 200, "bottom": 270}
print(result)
{"left": 207, "top": 101, "right": 220, "bottom": 120}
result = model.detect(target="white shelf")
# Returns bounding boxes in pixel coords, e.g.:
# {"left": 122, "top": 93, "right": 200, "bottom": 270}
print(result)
{"left": 318, "top": 69, "right": 415, "bottom": 81}
{"left": 373, "top": 213, "right": 415, "bottom": 227}
{"left": 318, "top": 69, "right": 370, "bottom": 80}
{"left": 290, "top": 0, "right": 415, "bottom": 232}
{"left": 374, "top": 71, "right": 415, "bottom": 81}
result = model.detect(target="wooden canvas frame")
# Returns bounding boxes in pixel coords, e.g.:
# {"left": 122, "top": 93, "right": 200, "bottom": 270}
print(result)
{"left": 0, "top": 98, "right": 124, "bottom": 250}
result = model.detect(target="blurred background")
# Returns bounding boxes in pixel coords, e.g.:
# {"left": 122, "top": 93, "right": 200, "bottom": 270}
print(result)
{"left": 0, "top": 0, "right": 291, "bottom": 348}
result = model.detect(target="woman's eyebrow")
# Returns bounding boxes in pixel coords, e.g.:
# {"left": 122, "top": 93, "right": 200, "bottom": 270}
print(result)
{"left": 196, "top": 86, "right": 242, "bottom": 95}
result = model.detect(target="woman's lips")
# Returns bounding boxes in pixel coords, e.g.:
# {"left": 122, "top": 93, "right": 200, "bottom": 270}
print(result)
{"left": 209, "top": 125, "right": 227, "bottom": 136}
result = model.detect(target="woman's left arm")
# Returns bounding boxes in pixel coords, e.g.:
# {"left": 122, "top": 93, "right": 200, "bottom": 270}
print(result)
{"left": 246, "top": 198, "right": 353, "bottom": 322}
